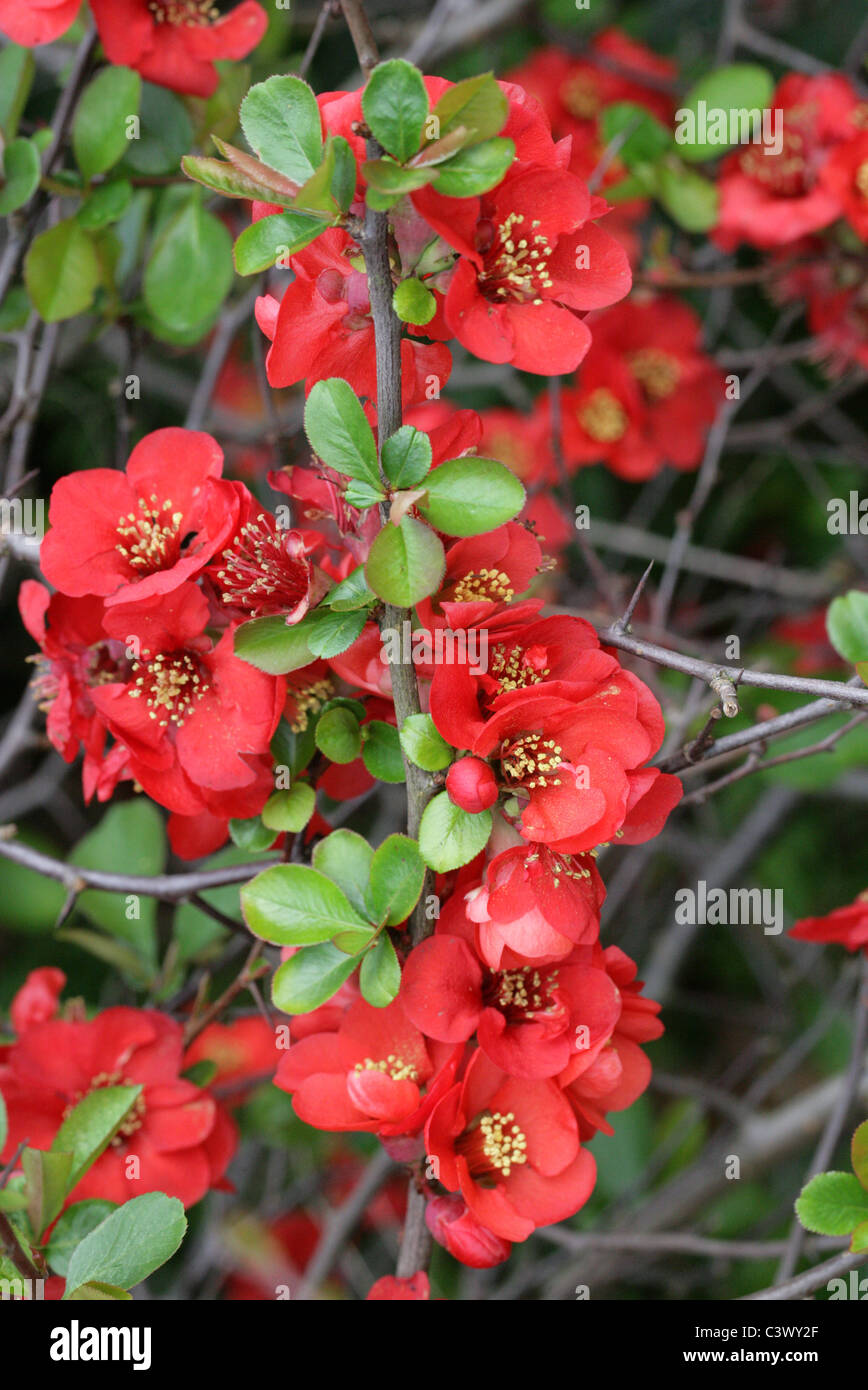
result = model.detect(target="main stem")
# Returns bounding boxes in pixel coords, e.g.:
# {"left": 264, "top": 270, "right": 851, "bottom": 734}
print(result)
{"left": 344, "top": 0, "right": 436, "bottom": 1279}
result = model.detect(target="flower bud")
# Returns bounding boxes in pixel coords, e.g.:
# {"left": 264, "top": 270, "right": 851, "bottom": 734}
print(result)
{"left": 445, "top": 757, "right": 498, "bottom": 813}
{"left": 426, "top": 1195, "right": 511, "bottom": 1269}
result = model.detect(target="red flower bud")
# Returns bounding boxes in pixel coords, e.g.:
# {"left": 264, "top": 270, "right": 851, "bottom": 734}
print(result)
{"left": 446, "top": 757, "right": 498, "bottom": 813}
{"left": 426, "top": 1195, "right": 511, "bottom": 1269}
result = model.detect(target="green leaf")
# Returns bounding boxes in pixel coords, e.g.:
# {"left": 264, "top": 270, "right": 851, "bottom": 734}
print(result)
{"left": 851, "top": 1220, "right": 868, "bottom": 1253}
{"left": 363, "top": 60, "right": 428, "bottom": 163}
{"left": 600, "top": 102, "right": 672, "bottom": 168}
{"left": 304, "top": 605, "right": 368, "bottom": 659}
{"left": 362, "top": 157, "right": 435, "bottom": 201}
{"left": 240, "top": 75, "right": 323, "bottom": 184}
{"left": 795, "top": 1171, "right": 868, "bottom": 1235}
{"left": 261, "top": 782, "right": 316, "bottom": 833}
{"left": 344, "top": 479, "right": 386, "bottom": 510}
{"left": 433, "top": 138, "right": 515, "bottom": 197}
{"left": 399, "top": 712, "right": 453, "bottom": 771}
{"left": 144, "top": 196, "right": 233, "bottom": 335}
{"left": 359, "top": 933, "right": 402, "bottom": 1008}
{"left": 429, "top": 74, "right": 508, "bottom": 147}
{"left": 418, "top": 792, "right": 492, "bottom": 872}
{"left": 827, "top": 591, "right": 868, "bottom": 665}
{"left": 181, "top": 1058, "right": 218, "bottom": 1087}
{"left": 677, "top": 64, "right": 775, "bottom": 163}
{"left": 63, "top": 1193, "right": 186, "bottom": 1297}
{"left": 76, "top": 179, "right": 134, "bottom": 230}
{"left": 73, "top": 67, "right": 142, "bottom": 181}
{"left": 0, "top": 43, "right": 35, "bottom": 140}
{"left": 366, "top": 834, "right": 425, "bottom": 926}
{"left": 234, "top": 614, "right": 315, "bottom": 675}
{"left": 382, "top": 426, "right": 432, "bottom": 488}
{"left": 51, "top": 1086, "right": 144, "bottom": 1189}
{"left": 22, "top": 1148, "right": 73, "bottom": 1238}
{"left": 329, "top": 135, "right": 357, "bottom": 213}
{"left": 0, "top": 138, "right": 40, "bottom": 215}
{"left": 852, "top": 1119, "right": 868, "bottom": 1190}
{"left": 365, "top": 515, "right": 445, "bottom": 606}
{"left": 228, "top": 816, "right": 276, "bottom": 853}
{"left": 418, "top": 456, "right": 525, "bottom": 536}
{"left": 362, "top": 720, "right": 405, "bottom": 783}
{"left": 304, "top": 378, "right": 380, "bottom": 486}
{"left": 312, "top": 830, "right": 374, "bottom": 917}
{"left": 272, "top": 942, "right": 359, "bottom": 1014}
{"left": 241, "top": 864, "right": 371, "bottom": 945}
{"left": 212, "top": 135, "right": 302, "bottom": 201}
{"left": 67, "top": 1282, "right": 132, "bottom": 1301}
{"left": 325, "top": 566, "right": 377, "bottom": 612}
{"left": 392, "top": 278, "right": 437, "bottom": 326}
{"left": 182, "top": 152, "right": 294, "bottom": 204}
{"left": 70, "top": 800, "right": 164, "bottom": 963}
{"left": 656, "top": 162, "right": 719, "bottom": 232}
{"left": 233, "top": 210, "right": 325, "bottom": 274}
{"left": 25, "top": 219, "right": 100, "bottom": 323}
{"left": 123, "top": 84, "right": 193, "bottom": 176}
{"left": 315, "top": 706, "right": 362, "bottom": 763}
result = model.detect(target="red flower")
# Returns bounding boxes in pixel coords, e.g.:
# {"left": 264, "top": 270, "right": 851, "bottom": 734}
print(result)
{"left": 41, "top": 428, "right": 241, "bottom": 609}
{"left": 18, "top": 580, "right": 132, "bottom": 803}
{"left": 418, "top": 164, "right": 631, "bottom": 373}
{"left": 88, "top": 0, "right": 267, "bottom": 97}
{"left": 789, "top": 892, "right": 868, "bottom": 954}
{"left": 90, "top": 582, "right": 284, "bottom": 825}
{"left": 820, "top": 131, "right": 868, "bottom": 240}
{"left": 367, "top": 1272, "right": 430, "bottom": 1300}
{"left": 425, "top": 1194, "right": 511, "bottom": 1268}
{"left": 256, "top": 229, "right": 452, "bottom": 405}
{"left": 446, "top": 757, "right": 499, "bottom": 813}
{"left": 425, "top": 1049, "right": 595, "bottom": 1241}
{"left": 274, "top": 998, "right": 460, "bottom": 1138}
{"left": 401, "top": 926, "right": 620, "bottom": 1079}
{"left": 713, "top": 74, "right": 865, "bottom": 250}
{"left": 460, "top": 843, "right": 605, "bottom": 969}
{"left": 207, "top": 490, "right": 317, "bottom": 623}
{"left": 477, "top": 405, "right": 557, "bottom": 488}
{"left": 0, "top": 0, "right": 80, "bottom": 45}
{"left": 563, "top": 297, "right": 724, "bottom": 478}
{"left": 9, "top": 967, "right": 65, "bottom": 1036}
{"left": 0, "top": 1000, "right": 236, "bottom": 1207}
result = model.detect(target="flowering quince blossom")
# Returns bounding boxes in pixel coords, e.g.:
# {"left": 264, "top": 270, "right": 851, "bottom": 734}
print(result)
{"left": 0, "top": 0, "right": 82, "bottom": 45}
{"left": 789, "top": 893, "right": 868, "bottom": 954}
{"left": 0, "top": 972, "right": 236, "bottom": 1207}
{"left": 88, "top": 0, "right": 268, "bottom": 97}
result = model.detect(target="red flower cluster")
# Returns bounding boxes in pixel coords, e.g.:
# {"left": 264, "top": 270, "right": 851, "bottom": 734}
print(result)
{"left": 0, "top": 1, "right": 267, "bottom": 96}
{"left": 0, "top": 970, "right": 237, "bottom": 1207}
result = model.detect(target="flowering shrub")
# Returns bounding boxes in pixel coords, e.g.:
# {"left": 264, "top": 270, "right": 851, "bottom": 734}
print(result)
{"left": 1, "top": 0, "right": 868, "bottom": 1312}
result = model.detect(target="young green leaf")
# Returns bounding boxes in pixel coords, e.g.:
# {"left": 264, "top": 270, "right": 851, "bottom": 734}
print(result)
{"left": 304, "top": 606, "right": 368, "bottom": 659}
{"left": 433, "top": 138, "right": 515, "bottom": 198}
{"left": 76, "top": 179, "right": 134, "bottom": 231}
{"left": 0, "top": 43, "right": 35, "bottom": 141}
{"left": 0, "top": 138, "right": 40, "bottom": 215}
{"left": 365, "top": 515, "right": 445, "bottom": 606}
{"left": 418, "top": 792, "right": 492, "bottom": 872}
{"left": 362, "top": 60, "right": 428, "bottom": 163}
{"left": 304, "top": 378, "right": 380, "bottom": 486}
{"left": 51, "top": 1086, "right": 144, "bottom": 1188}
{"left": 45, "top": 1201, "right": 117, "bottom": 1278}
{"left": 362, "top": 158, "right": 436, "bottom": 197}
{"left": 393, "top": 278, "right": 437, "bottom": 326}
{"left": 261, "top": 782, "right": 316, "bottom": 833}
{"left": 315, "top": 706, "right": 363, "bottom": 764}
{"left": 233, "top": 210, "right": 326, "bottom": 274}
{"left": 795, "top": 1171, "right": 868, "bottom": 1235}
{"left": 25, "top": 219, "right": 100, "bottom": 323}
{"left": 228, "top": 816, "right": 277, "bottom": 853}
{"left": 325, "top": 566, "right": 377, "bottom": 612}
{"left": 381, "top": 426, "right": 433, "bottom": 488}
{"left": 359, "top": 933, "right": 402, "bottom": 1008}
{"left": 362, "top": 721, "right": 406, "bottom": 783}
{"left": 827, "top": 591, "right": 868, "bottom": 665}
{"left": 656, "top": 162, "right": 719, "bottom": 233}
{"left": 23, "top": 1148, "right": 73, "bottom": 1238}
{"left": 240, "top": 75, "right": 323, "bottom": 184}
{"left": 417, "top": 457, "right": 525, "bottom": 536}
{"left": 272, "top": 942, "right": 361, "bottom": 1014}
{"left": 399, "top": 713, "right": 453, "bottom": 772}
{"left": 73, "top": 66, "right": 141, "bottom": 182}
{"left": 63, "top": 1193, "right": 186, "bottom": 1298}
{"left": 312, "top": 830, "right": 374, "bottom": 917}
{"left": 366, "top": 834, "right": 426, "bottom": 926}
{"left": 429, "top": 73, "right": 508, "bottom": 147}
{"left": 234, "top": 615, "right": 315, "bottom": 675}
{"left": 600, "top": 102, "right": 673, "bottom": 168}
{"left": 144, "top": 197, "right": 233, "bottom": 336}
{"left": 677, "top": 65, "right": 775, "bottom": 163}
{"left": 241, "top": 864, "right": 371, "bottom": 945}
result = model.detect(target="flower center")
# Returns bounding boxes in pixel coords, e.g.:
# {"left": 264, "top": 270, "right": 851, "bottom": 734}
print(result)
{"left": 353, "top": 1055, "right": 419, "bottom": 1083}
{"left": 490, "top": 643, "right": 550, "bottom": 693}
{"left": 63, "top": 1072, "right": 146, "bottom": 1145}
{"left": 287, "top": 676, "right": 333, "bottom": 733}
{"left": 451, "top": 568, "right": 514, "bottom": 603}
{"left": 128, "top": 651, "right": 209, "bottom": 727}
{"left": 562, "top": 74, "right": 602, "bottom": 120}
{"left": 578, "top": 388, "right": 628, "bottom": 443}
{"left": 458, "top": 1110, "right": 528, "bottom": 1180}
{"left": 478, "top": 212, "right": 554, "bottom": 304}
{"left": 116, "top": 495, "right": 184, "bottom": 574}
{"left": 500, "top": 732, "right": 564, "bottom": 788}
{"left": 487, "top": 966, "right": 558, "bottom": 1021}
{"left": 739, "top": 130, "right": 807, "bottom": 197}
{"left": 629, "top": 347, "right": 681, "bottom": 400}
{"left": 856, "top": 161, "right": 868, "bottom": 199}
{"left": 216, "top": 516, "right": 310, "bottom": 620}
{"left": 147, "top": 0, "right": 219, "bottom": 25}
